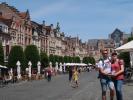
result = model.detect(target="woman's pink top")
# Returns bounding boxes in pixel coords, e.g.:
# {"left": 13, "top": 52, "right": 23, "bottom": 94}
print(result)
{"left": 111, "top": 60, "right": 124, "bottom": 80}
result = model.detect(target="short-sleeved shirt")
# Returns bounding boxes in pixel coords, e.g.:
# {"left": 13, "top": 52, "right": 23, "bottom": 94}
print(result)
{"left": 98, "top": 58, "right": 112, "bottom": 74}
{"left": 111, "top": 59, "right": 124, "bottom": 80}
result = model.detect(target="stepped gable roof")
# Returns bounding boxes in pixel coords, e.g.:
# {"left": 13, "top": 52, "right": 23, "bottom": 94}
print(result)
{"left": 1, "top": 2, "right": 19, "bottom": 14}
{"left": 19, "top": 10, "right": 30, "bottom": 20}
{"left": 1, "top": 2, "right": 30, "bottom": 20}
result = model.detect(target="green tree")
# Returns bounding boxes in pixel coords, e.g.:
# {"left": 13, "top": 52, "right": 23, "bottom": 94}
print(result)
{"left": 59, "top": 56, "right": 64, "bottom": 63}
{"left": 72, "top": 57, "right": 75, "bottom": 63}
{"left": 75, "top": 56, "right": 80, "bottom": 63}
{"left": 83, "top": 57, "right": 88, "bottom": 64}
{"left": 118, "top": 52, "right": 130, "bottom": 68}
{"left": 69, "top": 56, "right": 73, "bottom": 63}
{"left": 54, "top": 55, "right": 59, "bottom": 63}
{"left": 83, "top": 56, "right": 95, "bottom": 65}
{"left": 128, "top": 36, "right": 133, "bottom": 42}
{"left": 49, "top": 54, "right": 56, "bottom": 67}
{"left": 89, "top": 57, "right": 95, "bottom": 65}
{"left": 0, "top": 42, "right": 4, "bottom": 65}
{"left": 40, "top": 52, "right": 49, "bottom": 68}
{"left": 25, "top": 45, "right": 40, "bottom": 68}
{"left": 64, "top": 56, "right": 69, "bottom": 63}
{"left": 8, "top": 45, "right": 25, "bottom": 69}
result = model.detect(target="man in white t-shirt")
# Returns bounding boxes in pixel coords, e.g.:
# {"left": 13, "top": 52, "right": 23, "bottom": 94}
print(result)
{"left": 98, "top": 49, "right": 114, "bottom": 100}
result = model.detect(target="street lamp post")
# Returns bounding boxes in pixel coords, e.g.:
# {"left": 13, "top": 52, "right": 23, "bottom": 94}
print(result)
{"left": 28, "top": 61, "right": 32, "bottom": 80}
{"left": 63, "top": 63, "right": 66, "bottom": 73}
{"left": 59, "top": 62, "right": 62, "bottom": 73}
{"left": 55, "top": 62, "right": 58, "bottom": 75}
{"left": 16, "top": 61, "right": 21, "bottom": 80}
{"left": 37, "top": 61, "right": 41, "bottom": 74}
{"left": 49, "top": 62, "right": 52, "bottom": 69}
{"left": 37, "top": 61, "right": 41, "bottom": 80}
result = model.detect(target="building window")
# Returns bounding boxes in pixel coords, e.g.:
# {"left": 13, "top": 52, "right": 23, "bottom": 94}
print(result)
{"left": 0, "top": 26, "right": 2, "bottom": 32}
{"left": 0, "top": 12, "right": 2, "bottom": 16}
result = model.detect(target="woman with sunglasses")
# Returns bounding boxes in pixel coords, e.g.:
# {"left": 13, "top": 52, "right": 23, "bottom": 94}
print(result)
{"left": 111, "top": 52, "right": 124, "bottom": 100}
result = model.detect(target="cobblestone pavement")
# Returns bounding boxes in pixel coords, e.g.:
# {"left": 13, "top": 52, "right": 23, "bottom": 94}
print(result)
{"left": 0, "top": 70, "right": 133, "bottom": 100}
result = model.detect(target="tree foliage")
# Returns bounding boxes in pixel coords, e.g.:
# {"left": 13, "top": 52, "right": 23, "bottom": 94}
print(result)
{"left": 49, "top": 54, "right": 56, "bottom": 67}
{"left": 128, "top": 36, "right": 133, "bottom": 42}
{"left": 73, "top": 56, "right": 80, "bottom": 63}
{"left": 58, "top": 56, "right": 64, "bottom": 63}
{"left": 40, "top": 52, "right": 49, "bottom": 68}
{"left": 118, "top": 52, "right": 130, "bottom": 68}
{"left": 64, "top": 56, "right": 69, "bottom": 63}
{"left": 83, "top": 56, "right": 95, "bottom": 65}
{"left": 8, "top": 45, "right": 25, "bottom": 69}
{"left": 25, "top": 45, "right": 40, "bottom": 68}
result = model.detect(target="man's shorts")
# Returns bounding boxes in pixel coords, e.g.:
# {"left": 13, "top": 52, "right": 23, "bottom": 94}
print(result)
{"left": 100, "top": 77, "right": 114, "bottom": 94}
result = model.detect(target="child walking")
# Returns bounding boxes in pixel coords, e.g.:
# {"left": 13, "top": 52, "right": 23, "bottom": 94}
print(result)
{"left": 72, "top": 66, "right": 79, "bottom": 88}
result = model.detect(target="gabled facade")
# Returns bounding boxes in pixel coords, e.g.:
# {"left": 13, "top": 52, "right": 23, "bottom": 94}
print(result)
{"left": 0, "top": 2, "right": 32, "bottom": 48}
{"left": 0, "top": 18, "right": 11, "bottom": 62}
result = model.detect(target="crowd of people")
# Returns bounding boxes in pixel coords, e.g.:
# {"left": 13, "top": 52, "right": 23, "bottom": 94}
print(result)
{"left": 0, "top": 48, "right": 126, "bottom": 100}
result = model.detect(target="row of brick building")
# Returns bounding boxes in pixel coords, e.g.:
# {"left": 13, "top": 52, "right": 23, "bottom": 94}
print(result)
{"left": 0, "top": 2, "right": 89, "bottom": 62}
{"left": 0, "top": 2, "right": 132, "bottom": 63}
{"left": 88, "top": 28, "right": 131, "bottom": 60}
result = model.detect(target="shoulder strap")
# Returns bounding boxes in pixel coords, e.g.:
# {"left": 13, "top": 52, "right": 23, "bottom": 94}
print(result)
{"left": 99, "top": 58, "right": 104, "bottom": 66}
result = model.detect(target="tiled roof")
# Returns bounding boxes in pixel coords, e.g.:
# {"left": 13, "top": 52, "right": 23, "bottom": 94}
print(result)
{"left": 45, "top": 26, "right": 52, "bottom": 35}
{"left": 45, "top": 26, "right": 51, "bottom": 30}
{"left": 19, "top": 12, "right": 27, "bottom": 19}
{"left": 1, "top": 2, "right": 19, "bottom": 14}
{"left": 0, "top": 16, "right": 12, "bottom": 26}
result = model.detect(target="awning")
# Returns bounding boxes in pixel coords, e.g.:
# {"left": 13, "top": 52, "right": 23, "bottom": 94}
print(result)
{"left": 0, "top": 65, "right": 8, "bottom": 69}
{"left": 115, "top": 40, "right": 133, "bottom": 52}
{"left": 65, "top": 63, "right": 87, "bottom": 66}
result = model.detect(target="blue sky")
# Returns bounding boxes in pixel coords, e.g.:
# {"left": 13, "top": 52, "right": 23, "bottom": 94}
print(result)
{"left": 1, "top": 0, "right": 133, "bottom": 41}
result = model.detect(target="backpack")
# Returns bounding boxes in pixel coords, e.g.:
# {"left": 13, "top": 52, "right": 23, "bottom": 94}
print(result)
{"left": 98, "top": 57, "right": 111, "bottom": 79}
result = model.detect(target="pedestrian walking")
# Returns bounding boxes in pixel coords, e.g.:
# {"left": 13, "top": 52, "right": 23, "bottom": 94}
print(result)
{"left": 69, "top": 67, "right": 73, "bottom": 82}
{"left": 47, "top": 67, "right": 52, "bottom": 82}
{"left": 72, "top": 66, "right": 79, "bottom": 88}
{"left": 111, "top": 52, "right": 124, "bottom": 100}
{"left": 98, "top": 49, "right": 115, "bottom": 100}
